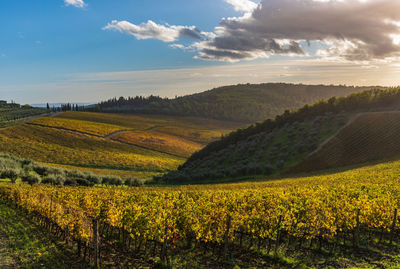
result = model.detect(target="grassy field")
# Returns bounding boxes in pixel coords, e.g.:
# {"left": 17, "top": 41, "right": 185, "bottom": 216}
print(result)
{"left": 0, "top": 112, "right": 242, "bottom": 179}
{"left": 293, "top": 111, "right": 400, "bottom": 173}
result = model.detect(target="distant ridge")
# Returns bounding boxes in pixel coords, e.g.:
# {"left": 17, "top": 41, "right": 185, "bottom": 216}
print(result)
{"left": 91, "top": 83, "right": 381, "bottom": 122}
{"left": 31, "top": 103, "right": 94, "bottom": 108}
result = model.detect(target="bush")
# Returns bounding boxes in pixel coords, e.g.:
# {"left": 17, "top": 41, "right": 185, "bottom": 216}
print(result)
{"left": 102, "top": 176, "right": 122, "bottom": 186}
{"left": 45, "top": 167, "right": 65, "bottom": 176}
{"left": 64, "top": 178, "right": 77, "bottom": 186}
{"left": 76, "top": 178, "right": 94, "bottom": 186}
{"left": 21, "top": 173, "right": 41, "bottom": 185}
{"left": 1, "top": 169, "right": 20, "bottom": 183}
{"left": 65, "top": 170, "right": 86, "bottom": 179}
{"left": 125, "top": 178, "right": 143, "bottom": 187}
{"left": 85, "top": 173, "right": 101, "bottom": 184}
{"left": 20, "top": 158, "right": 33, "bottom": 167}
{"left": 42, "top": 174, "right": 64, "bottom": 185}
{"left": 32, "top": 164, "right": 48, "bottom": 176}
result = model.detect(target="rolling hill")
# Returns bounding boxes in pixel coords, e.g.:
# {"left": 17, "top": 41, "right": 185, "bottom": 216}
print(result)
{"left": 159, "top": 87, "right": 400, "bottom": 183}
{"left": 93, "top": 83, "right": 379, "bottom": 122}
{"left": 292, "top": 111, "right": 400, "bottom": 173}
{"left": 0, "top": 112, "right": 242, "bottom": 179}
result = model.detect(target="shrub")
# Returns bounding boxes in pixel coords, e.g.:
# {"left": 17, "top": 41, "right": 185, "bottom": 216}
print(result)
{"left": 20, "top": 158, "right": 33, "bottom": 167}
{"left": 85, "top": 173, "right": 101, "bottom": 184}
{"left": 76, "top": 178, "right": 94, "bottom": 187}
{"left": 32, "top": 164, "right": 48, "bottom": 176}
{"left": 65, "top": 170, "right": 86, "bottom": 179}
{"left": 45, "top": 167, "right": 65, "bottom": 176}
{"left": 64, "top": 178, "right": 77, "bottom": 186}
{"left": 21, "top": 173, "right": 41, "bottom": 185}
{"left": 1, "top": 169, "right": 20, "bottom": 183}
{"left": 125, "top": 178, "right": 143, "bottom": 187}
{"left": 102, "top": 176, "right": 122, "bottom": 186}
{"left": 42, "top": 174, "right": 64, "bottom": 185}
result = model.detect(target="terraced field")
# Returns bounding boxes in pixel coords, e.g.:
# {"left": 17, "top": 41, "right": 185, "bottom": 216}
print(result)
{"left": 0, "top": 112, "right": 242, "bottom": 179}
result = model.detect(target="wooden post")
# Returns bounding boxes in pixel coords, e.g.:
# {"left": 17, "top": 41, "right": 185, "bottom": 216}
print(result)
{"left": 224, "top": 215, "right": 232, "bottom": 258}
{"left": 390, "top": 208, "right": 398, "bottom": 244}
{"left": 92, "top": 219, "right": 100, "bottom": 269}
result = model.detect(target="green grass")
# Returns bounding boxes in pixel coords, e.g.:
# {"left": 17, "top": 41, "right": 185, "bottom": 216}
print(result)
{"left": 0, "top": 200, "right": 90, "bottom": 268}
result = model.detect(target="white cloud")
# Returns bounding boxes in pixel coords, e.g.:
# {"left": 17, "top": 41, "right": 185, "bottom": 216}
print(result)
{"left": 197, "top": 0, "right": 400, "bottom": 61}
{"left": 64, "top": 0, "right": 86, "bottom": 8}
{"left": 103, "top": 20, "right": 207, "bottom": 42}
{"left": 104, "top": 0, "right": 400, "bottom": 63}
{"left": 224, "top": 0, "right": 258, "bottom": 13}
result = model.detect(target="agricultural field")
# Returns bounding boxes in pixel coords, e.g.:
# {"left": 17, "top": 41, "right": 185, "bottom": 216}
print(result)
{"left": 0, "top": 112, "right": 242, "bottom": 179}
{"left": 29, "top": 117, "right": 127, "bottom": 137}
{"left": 113, "top": 131, "right": 203, "bottom": 157}
{"left": 0, "top": 199, "right": 89, "bottom": 268}
{"left": 294, "top": 111, "right": 400, "bottom": 172}
{"left": 2, "top": 159, "right": 400, "bottom": 267}
{"left": 0, "top": 105, "right": 47, "bottom": 128}
{"left": 163, "top": 113, "right": 352, "bottom": 183}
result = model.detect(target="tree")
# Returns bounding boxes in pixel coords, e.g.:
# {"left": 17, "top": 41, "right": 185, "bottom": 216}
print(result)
{"left": 46, "top": 103, "right": 50, "bottom": 110}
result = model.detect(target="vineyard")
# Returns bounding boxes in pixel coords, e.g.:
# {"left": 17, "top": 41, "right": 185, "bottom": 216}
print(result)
{"left": 29, "top": 117, "right": 126, "bottom": 137}
{"left": 0, "top": 112, "right": 241, "bottom": 179}
{"left": 113, "top": 131, "right": 202, "bottom": 157}
{"left": 1, "top": 159, "right": 400, "bottom": 267}
{"left": 294, "top": 111, "right": 400, "bottom": 172}
{"left": 0, "top": 105, "right": 46, "bottom": 128}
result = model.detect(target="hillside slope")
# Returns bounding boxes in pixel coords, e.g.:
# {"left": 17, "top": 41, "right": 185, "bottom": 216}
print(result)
{"left": 0, "top": 112, "right": 242, "bottom": 179}
{"left": 292, "top": 111, "right": 400, "bottom": 172}
{"left": 159, "top": 87, "right": 400, "bottom": 183}
{"left": 95, "top": 83, "right": 378, "bottom": 122}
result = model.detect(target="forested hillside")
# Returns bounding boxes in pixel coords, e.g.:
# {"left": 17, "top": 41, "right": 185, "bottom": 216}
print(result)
{"left": 159, "top": 87, "right": 400, "bottom": 183}
{"left": 91, "top": 83, "right": 378, "bottom": 122}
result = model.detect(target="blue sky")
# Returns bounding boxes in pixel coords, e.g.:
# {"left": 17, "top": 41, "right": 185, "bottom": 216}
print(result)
{"left": 1, "top": 0, "right": 400, "bottom": 104}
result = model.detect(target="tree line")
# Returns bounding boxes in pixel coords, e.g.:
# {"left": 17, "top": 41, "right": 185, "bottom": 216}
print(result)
{"left": 84, "top": 83, "right": 378, "bottom": 122}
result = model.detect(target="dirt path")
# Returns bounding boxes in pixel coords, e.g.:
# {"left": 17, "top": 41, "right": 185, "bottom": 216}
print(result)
{"left": 308, "top": 110, "right": 400, "bottom": 157}
{"left": 104, "top": 125, "right": 163, "bottom": 140}
{"left": 104, "top": 130, "right": 132, "bottom": 140}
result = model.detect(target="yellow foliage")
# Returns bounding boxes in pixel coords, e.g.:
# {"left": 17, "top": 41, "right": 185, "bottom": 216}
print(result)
{"left": 1, "top": 159, "right": 399, "bottom": 244}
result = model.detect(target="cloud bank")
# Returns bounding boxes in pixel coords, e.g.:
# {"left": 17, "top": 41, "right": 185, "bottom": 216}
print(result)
{"left": 5, "top": 60, "right": 400, "bottom": 104}
{"left": 64, "top": 0, "right": 86, "bottom": 8}
{"left": 105, "top": 0, "right": 400, "bottom": 62}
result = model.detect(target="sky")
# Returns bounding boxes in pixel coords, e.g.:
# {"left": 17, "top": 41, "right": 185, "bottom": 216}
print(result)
{"left": 1, "top": 0, "right": 400, "bottom": 104}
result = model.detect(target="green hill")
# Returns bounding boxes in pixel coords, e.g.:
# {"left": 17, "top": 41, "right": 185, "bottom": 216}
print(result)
{"left": 292, "top": 111, "right": 400, "bottom": 173}
{"left": 93, "top": 83, "right": 379, "bottom": 122}
{"left": 158, "top": 87, "right": 400, "bottom": 184}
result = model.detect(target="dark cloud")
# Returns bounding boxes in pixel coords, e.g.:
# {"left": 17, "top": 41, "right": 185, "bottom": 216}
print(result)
{"left": 179, "top": 27, "right": 204, "bottom": 40}
{"left": 197, "top": 0, "right": 400, "bottom": 61}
